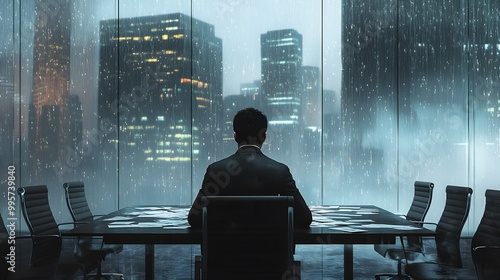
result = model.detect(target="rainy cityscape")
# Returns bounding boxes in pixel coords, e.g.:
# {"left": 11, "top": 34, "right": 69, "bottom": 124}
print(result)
{"left": 1, "top": 0, "right": 500, "bottom": 236}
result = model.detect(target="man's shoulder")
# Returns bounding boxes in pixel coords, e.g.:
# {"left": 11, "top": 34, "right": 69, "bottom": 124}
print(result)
{"left": 259, "top": 153, "right": 289, "bottom": 168}
{"left": 207, "top": 153, "right": 238, "bottom": 168}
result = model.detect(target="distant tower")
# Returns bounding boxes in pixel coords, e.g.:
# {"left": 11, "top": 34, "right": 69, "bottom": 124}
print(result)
{"left": 240, "top": 80, "right": 260, "bottom": 96}
{"left": 31, "top": 0, "right": 71, "bottom": 173}
{"left": 261, "top": 29, "right": 303, "bottom": 125}
{"left": 260, "top": 29, "right": 303, "bottom": 158}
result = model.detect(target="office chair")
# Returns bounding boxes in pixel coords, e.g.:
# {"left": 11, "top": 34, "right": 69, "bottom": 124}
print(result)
{"left": 404, "top": 185, "right": 476, "bottom": 279}
{"left": 374, "top": 181, "right": 434, "bottom": 280}
{"left": 63, "top": 181, "right": 124, "bottom": 280}
{"left": 470, "top": 189, "right": 500, "bottom": 279}
{"left": 17, "top": 185, "right": 102, "bottom": 279}
{"left": 2, "top": 224, "right": 82, "bottom": 279}
{"left": 195, "top": 196, "right": 299, "bottom": 280}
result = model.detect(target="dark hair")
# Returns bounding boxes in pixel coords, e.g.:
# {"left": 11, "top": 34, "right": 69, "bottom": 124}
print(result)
{"left": 233, "top": 108, "right": 268, "bottom": 144}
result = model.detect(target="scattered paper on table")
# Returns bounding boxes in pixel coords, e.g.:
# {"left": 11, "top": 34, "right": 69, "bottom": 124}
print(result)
{"left": 332, "top": 227, "right": 367, "bottom": 233}
{"left": 105, "top": 216, "right": 134, "bottom": 221}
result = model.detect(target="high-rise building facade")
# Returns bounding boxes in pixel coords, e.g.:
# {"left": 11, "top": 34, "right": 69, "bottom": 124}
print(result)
{"left": 260, "top": 29, "right": 303, "bottom": 126}
{"left": 98, "top": 13, "right": 223, "bottom": 200}
{"left": 260, "top": 29, "right": 303, "bottom": 160}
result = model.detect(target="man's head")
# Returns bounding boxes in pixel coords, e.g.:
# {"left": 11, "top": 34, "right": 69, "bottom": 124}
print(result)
{"left": 233, "top": 108, "right": 268, "bottom": 146}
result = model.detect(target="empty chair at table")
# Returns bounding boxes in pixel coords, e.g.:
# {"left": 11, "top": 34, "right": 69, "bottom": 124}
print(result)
{"left": 471, "top": 189, "right": 500, "bottom": 279}
{"left": 63, "top": 181, "right": 123, "bottom": 279}
{"left": 16, "top": 185, "right": 102, "bottom": 279}
{"left": 374, "top": 180, "right": 434, "bottom": 280}
{"left": 404, "top": 185, "right": 476, "bottom": 280}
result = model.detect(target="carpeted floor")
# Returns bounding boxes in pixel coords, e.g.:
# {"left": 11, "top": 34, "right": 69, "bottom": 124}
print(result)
{"left": 97, "top": 238, "right": 475, "bottom": 279}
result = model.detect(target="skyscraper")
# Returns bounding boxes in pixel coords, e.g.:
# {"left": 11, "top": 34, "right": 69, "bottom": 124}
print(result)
{"left": 98, "top": 13, "right": 223, "bottom": 202}
{"left": 261, "top": 29, "right": 303, "bottom": 126}
{"left": 260, "top": 29, "right": 303, "bottom": 159}
{"left": 31, "top": 0, "right": 71, "bottom": 174}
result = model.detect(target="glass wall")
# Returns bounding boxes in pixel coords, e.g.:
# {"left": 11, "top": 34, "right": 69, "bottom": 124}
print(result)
{"left": 2, "top": 0, "right": 500, "bottom": 236}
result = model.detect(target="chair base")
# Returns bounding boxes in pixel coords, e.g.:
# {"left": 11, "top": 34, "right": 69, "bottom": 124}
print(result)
{"left": 375, "top": 258, "right": 410, "bottom": 280}
{"left": 375, "top": 274, "right": 410, "bottom": 280}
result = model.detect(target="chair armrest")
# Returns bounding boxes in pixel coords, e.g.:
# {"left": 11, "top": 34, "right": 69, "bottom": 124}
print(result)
{"left": 57, "top": 221, "right": 91, "bottom": 231}
{"left": 473, "top": 246, "right": 500, "bottom": 253}
{"left": 58, "top": 221, "right": 90, "bottom": 226}
{"left": 15, "top": 235, "right": 32, "bottom": 239}
{"left": 16, "top": 234, "right": 59, "bottom": 239}
{"left": 411, "top": 221, "right": 437, "bottom": 230}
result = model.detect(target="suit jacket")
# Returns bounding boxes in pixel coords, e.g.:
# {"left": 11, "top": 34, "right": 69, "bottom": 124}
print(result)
{"left": 188, "top": 146, "right": 312, "bottom": 228}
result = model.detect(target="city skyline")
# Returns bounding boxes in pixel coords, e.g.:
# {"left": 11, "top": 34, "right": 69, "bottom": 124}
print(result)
{"left": 4, "top": 2, "right": 334, "bottom": 198}
{"left": 91, "top": 12, "right": 327, "bottom": 204}
{"left": 6, "top": 1, "right": 340, "bottom": 138}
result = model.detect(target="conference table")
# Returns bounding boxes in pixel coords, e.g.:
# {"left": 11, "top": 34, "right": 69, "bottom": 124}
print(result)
{"left": 63, "top": 205, "right": 435, "bottom": 280}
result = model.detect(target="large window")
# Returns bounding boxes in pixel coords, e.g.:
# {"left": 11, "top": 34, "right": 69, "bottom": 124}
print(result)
{"left": 2, "top": 0, "right": 499, "bottom": 235}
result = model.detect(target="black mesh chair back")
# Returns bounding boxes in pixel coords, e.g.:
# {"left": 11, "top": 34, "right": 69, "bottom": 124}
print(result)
{"left": 434, "top": 185, "right": 473, "bottom": 267}
{"left": 374, "top": 181, "right": 434, "bottom": 280}
{"left": 405, "top": 181, "right": 434, "bottom": 248}
{"left": 14, "top": 185, "right": 101, "bottom": 279}
{"left": 63, "top": 181, "right": 124, "bottom": 279}
{"left": 64, "top": 181, "right": 95, "bottom": 251}
{"left": 18, "top": 185, "right": 63, "bottom": 267}
{"left": 404, "top": 185, "right": 474, "bottom": 280}
{"left": 471, "top": 189, "right": 500, "bottom": 279}
{"left": 406, "top": 181, "right": 434, "bottom": 222}
{"left": 63, "top": 181, "right": 94, "bottom": 224}
{"left": 201, "top": 196, "right": 294, "bottom": 280}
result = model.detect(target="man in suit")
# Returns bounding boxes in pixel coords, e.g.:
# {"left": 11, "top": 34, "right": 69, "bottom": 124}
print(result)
{"left": 188, "top": 107, "right": 312, "bottom": 228}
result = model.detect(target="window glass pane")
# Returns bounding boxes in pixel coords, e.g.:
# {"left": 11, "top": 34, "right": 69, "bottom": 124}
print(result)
{"left": 17, "top": 0, "right": 120, "bottom": 224}
{"left": 398, "top": 0, "right": 469, "bottom": 226}
{"left": 112, "top": 0, "right": 193, "bottom": 206}
{"left": 338, "top": 0, "right": 399, "bottom": 206}
{"left": 20, "top": 0, "right": 71, "bottom": 222}
{"left": 469, "top": 0, "right": 500, "bottom": 227}
{"left": 322, "top": 0, "right": 343, "bottom": 204}
{"left": 192, "top": 0, "right": 323, "bottom": 205}
{"left": 1, "top": 0, "right": 15, "bottom": 216}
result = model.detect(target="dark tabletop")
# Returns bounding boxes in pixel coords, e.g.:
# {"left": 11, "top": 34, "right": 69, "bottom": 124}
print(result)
{"left": 63, "top": 205, "right": 435, "bottom": 245}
